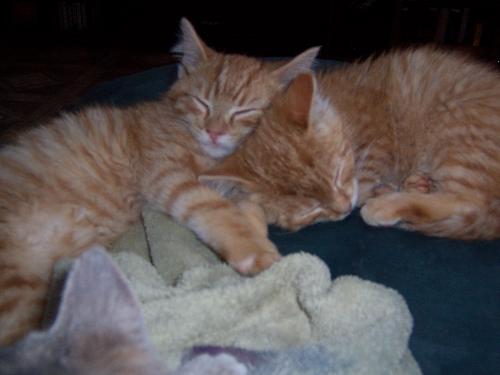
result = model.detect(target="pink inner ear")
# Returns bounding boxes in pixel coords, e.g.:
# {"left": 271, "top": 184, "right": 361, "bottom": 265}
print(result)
{"left": 284, "top": 73, "right": 314, "bottom": 126}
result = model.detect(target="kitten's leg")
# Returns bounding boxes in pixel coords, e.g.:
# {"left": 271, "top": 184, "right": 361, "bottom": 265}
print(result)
{"left": 237, "top": 200, "right": 268, "bottom": 238}
{"left": 176, "top": 187, "right": 280, "bottom": 275}
{"left": 146, "top": 173, "right": 280, "bottom": 275}
{"left": 360, "top": 192, "right": 487, "bottom": 239}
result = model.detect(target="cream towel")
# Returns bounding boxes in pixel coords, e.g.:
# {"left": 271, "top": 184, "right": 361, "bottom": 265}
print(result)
{"left": 107, "top": 209, "right": 421, "bottom": 375}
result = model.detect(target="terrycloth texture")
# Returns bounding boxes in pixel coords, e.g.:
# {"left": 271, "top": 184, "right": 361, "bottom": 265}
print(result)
{"left": 109, "top": 209, "right": 421, "bottom": 375}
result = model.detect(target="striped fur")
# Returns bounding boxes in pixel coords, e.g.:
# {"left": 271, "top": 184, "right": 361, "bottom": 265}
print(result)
{"left": 202, "top": 47, "right": 500, "bottom": 239}
{"left": 173, "top": 18, "right": 320, "bottom": 159}
{"left": 0, "top": 19, "right": 319, "bottom": 345}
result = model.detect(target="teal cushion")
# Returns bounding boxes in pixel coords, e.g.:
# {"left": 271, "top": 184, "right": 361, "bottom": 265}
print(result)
{"left": 78, "top": 62, "right": 500, "bottom": 375}
{"left": 269, "top": 211, "right": 499, "bottom": 375}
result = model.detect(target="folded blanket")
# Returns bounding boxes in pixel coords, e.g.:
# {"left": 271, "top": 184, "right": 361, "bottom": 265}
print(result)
{"left": 108, "top": 209, "right": 421, "bottom": 375}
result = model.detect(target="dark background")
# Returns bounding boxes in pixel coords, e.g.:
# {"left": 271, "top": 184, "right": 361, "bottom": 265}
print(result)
{"left": 1, "top": 0, "right": 500, "bottom": 139}
{"left": 3, "top": 0, "right": 500, "bottom": 60}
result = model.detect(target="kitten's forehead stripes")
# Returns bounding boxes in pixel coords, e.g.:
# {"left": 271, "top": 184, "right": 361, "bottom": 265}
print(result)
{"left": 231, "top": 61, "right": 267, "bottom": 104}
{"left": 208, "top": 57, "right": 267, "bottom": 106}
{"left": 210, "top": 57, "right": 229, "bottom": 98}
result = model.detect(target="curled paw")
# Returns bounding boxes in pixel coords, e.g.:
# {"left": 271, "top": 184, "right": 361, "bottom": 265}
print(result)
{"left": 233, "top": 251, "right": 281, "bottom": 275}
{"left": 228, "top": 239, "right": 281, "bottom": 276}
{"left": 360, "top": 195, "right": 402, "bottom": 227}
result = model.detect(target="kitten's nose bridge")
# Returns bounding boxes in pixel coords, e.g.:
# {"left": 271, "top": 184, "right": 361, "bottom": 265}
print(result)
{"left": 208, "top": 128, "right": 224, "bottom": 143}
{"left": 206, "top": 118, "right": 228, "bottom": 141}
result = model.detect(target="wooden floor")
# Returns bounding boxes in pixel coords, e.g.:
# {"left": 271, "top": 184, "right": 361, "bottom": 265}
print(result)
{"left": 0, "top": 47, "right": 175, "bottom": 142}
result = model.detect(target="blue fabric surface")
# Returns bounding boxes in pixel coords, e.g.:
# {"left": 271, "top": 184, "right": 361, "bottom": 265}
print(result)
{"left": 78, "top": 61, "right": 500, "bottom": 375}
{"left": 269, "top": 211, "right": 499, "bottom": 375}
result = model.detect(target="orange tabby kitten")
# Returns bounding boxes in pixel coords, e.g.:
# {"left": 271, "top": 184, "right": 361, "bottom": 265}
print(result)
{"left": 202, "top": 47, "right": 500, "bottom": 240}
{"left": 0, "top": 18, "right": 319, "bottom": 345}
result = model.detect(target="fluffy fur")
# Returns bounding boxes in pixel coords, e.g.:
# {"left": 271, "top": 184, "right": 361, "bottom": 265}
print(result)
{"left": 202, "top": 47, "right": 500, "bottom": 239}
{"left": 0, "top": 18, "right": 319, "bottom": 345}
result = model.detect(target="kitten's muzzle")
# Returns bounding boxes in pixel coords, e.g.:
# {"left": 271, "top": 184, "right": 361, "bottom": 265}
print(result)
{"left": 324, "top": 199, "right": 353, "bottom": 221}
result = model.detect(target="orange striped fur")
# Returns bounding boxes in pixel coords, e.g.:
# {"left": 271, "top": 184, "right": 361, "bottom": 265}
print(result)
{"left": 0, "top": 19, "right": 319, "bottom": 345}
{"left": 203, "top": 47, "right": 500, "bottom": 239}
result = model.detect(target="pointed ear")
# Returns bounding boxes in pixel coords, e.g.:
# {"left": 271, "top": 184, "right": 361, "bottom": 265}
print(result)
{"left": 281, "top": 72, "right": 316, "bottom": 127}
{"left": 199, "top": 157, "right": 255, "bottom": 197}
{"left": 272, "top": 46, "right": 320, "bottom": 86}
{"left": 51, "top": 247, "right": 148, "bottom": 345}
{"left": 171, "top": 18, "right": 214, "bottom": 76}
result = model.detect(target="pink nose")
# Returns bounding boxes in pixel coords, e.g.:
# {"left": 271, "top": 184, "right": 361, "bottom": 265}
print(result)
{"left": 208, "top": 129, "right": 224, "bottom": 143}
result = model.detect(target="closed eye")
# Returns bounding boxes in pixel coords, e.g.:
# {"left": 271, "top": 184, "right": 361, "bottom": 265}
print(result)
{"left": 187, "top": 95, "right": 211, "bottom": 117}
{"left": 230, "top": 108, "right": 263, "bottom": 123}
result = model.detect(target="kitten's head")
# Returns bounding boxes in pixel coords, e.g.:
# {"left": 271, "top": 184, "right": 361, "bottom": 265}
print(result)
{"left": 168, "top": 18, "right": 320, "bottom": 159}
{"left": 0, "top": 247, "right": 166, "bottom": 375}
{"left": 200, "top": 73, "right": 358, "bottom": 231}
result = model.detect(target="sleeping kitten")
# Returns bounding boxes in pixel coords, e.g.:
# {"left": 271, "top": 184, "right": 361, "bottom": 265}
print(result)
{"left": 0, "top": 248, "right": 247, "bottom": 375}
{"left": 0, "top": 18, "right": 319, "bottom": 344}
{"left": 171, "top": 19, "right": 319, "bottom": 159}
{"left": 201, "top": 47, "right": 500, "bottom": 239}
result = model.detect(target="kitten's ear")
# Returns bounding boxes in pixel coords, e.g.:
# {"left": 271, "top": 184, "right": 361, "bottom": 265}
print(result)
{"left": 172, "top": 18, "right": 215, "bottom": 76}
{"left": 199, "top": 157, "right": 255, "bottom": 196}
{"left": 1, "top": 248, "right": 165, "bottom": 374}
{"left": 272, "top": 46, "right": 320, "bottom": 86}
{"left": 50, "top": 247, "right": 149, "bottom": 345}
{"left": 280, "top": 73, "right": 335, "bottom": 137}
{"left": 281, "top": 72, "right": 316, "bottom": 127}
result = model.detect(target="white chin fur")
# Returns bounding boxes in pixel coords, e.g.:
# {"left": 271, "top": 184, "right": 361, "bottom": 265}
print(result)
{"left": 199, "top": 133, "right": 236, "bottom": 159}
{"left": 202, "top": 144, "right": 234, "bottom": 158}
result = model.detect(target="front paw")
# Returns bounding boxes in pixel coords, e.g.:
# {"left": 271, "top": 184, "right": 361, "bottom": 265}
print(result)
{"left": 360, "top": 196, "right": 402, "bottom": 227}
{"left": 227, "top": 239, "right": 281, "bottom": 276}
